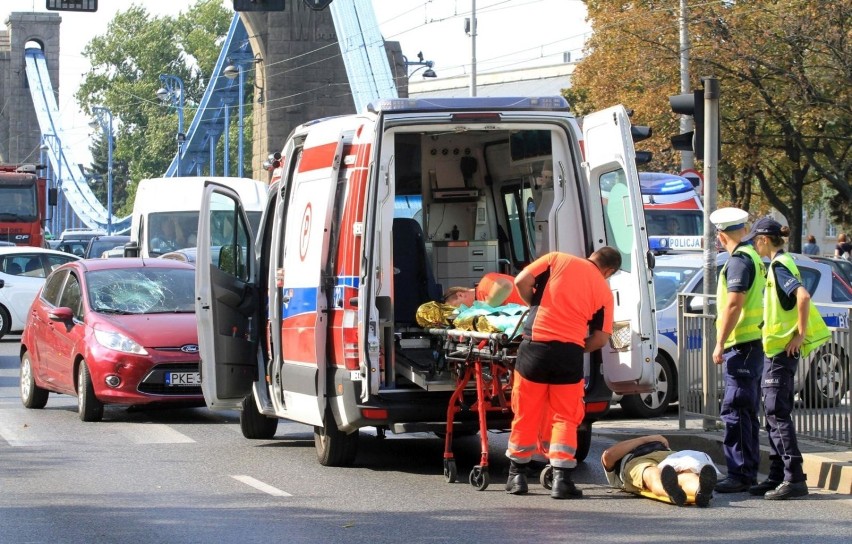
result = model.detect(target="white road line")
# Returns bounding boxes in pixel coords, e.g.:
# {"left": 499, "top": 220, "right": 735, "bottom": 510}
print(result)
{"left": 0, "top": 415, "right": 49, "bottom": 446}
{"left": 231, "top": 475, "right": 292, "bottom": 497}
{"left": 114, "top": 423, "right": 196, "bottom": 444}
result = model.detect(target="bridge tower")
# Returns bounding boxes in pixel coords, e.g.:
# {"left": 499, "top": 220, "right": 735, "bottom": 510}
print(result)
{"left": 0, "top": 12, "right": 60, "bottom": 164}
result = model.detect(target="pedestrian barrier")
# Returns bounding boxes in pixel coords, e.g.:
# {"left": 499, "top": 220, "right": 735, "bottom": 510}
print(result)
{"left": 677, "top": 293, "right": 851, "bottom": 447}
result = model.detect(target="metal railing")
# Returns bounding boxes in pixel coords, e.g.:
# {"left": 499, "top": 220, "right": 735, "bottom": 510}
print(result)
{"left": 677, "top": 293, "right": 851, "bottom": 447}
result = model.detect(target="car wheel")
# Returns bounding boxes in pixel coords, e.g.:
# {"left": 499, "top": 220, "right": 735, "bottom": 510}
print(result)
{"left": 574, "top": 422, "right": 592, "bottom": 463}
{"left": 239, "top": 391, "right": 278, "bottom": 439}
{"left": 0, "top": 304, "right": 11, "bottom": 340}
{"left": 20, "top": 350, "right": 49, "bottom": 409}
{"left": 801, "top": 346, "right": 847, "bottom": 408}
{"left": 314, "top": 408, "right": 358, "bottom": 467}
{"left": 77, "top": 360, "right": 104, "bottom": 422}
{"left": 619, "top": 354, "right": 676, "bottom": 418}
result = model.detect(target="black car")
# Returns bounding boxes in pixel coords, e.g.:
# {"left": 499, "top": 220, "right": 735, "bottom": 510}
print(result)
{"left": 84, "top": 235, "right": 131, "bottom": 259}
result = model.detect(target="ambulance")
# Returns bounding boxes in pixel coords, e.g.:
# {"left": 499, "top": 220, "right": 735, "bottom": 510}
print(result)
{"left": 195, "top": 97, "right": 657, "bottom": 468}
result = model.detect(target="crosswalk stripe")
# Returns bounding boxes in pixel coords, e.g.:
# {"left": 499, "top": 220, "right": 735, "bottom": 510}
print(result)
{"left": 231, "top": 475, "right": 292, "bottom": 497}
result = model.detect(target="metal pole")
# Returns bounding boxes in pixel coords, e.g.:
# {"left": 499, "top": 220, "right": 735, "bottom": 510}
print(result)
{"left": 701, "top": 77, "right": 720, "bottom": 430}
{"left": 223, "top": 101, "right": 231, "bottom": 177}
{"left": 209, "top": 130, "right": 216, "bottom": 176}
{"left": 470, "top": 0, "right": 477, "bottom": 97}
{"left": 679, "top": 0, "right": 694, "bottom": 171}
{"left": 237, "top": 63, "right": 245, "bottom": 178}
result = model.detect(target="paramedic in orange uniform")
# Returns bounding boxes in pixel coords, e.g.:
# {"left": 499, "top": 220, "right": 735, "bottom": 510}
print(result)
{"left": 505, "top": 247, "right": 620, "bottom": 499}
{"left": 442, "top": 272, "right": 526, "bottom": 307}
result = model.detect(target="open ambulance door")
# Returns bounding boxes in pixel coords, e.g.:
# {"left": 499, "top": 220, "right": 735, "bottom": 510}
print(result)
{"left": 196, "top": 181, "right": 258, "bottom": 410}
{"left": 583, "top": 105, "right": 656, "bottom": 395}
{"left": 277, "top": 136, "right": 344, "bottom": 427}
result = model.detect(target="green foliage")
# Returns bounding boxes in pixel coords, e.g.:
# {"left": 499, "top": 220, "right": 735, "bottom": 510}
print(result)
{"left": 75, "top": 0, "right": 240, "bottom": 198}
{"left": 571, "top": 0, "right": 851, "bottom": 244}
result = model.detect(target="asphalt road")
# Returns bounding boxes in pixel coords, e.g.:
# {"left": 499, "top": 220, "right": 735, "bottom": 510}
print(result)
{"left": 1, "top": 335, "right": 850, "bottom": 543}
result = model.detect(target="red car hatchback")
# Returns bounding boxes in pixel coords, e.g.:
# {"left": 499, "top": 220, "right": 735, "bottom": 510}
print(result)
{"left": 20, "top": 258, "right": 203, "bottom": 421}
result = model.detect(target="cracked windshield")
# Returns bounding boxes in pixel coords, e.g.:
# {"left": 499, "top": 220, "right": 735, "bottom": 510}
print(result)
{"left": 87, "top": 268, "right": 195, "bottom": 314}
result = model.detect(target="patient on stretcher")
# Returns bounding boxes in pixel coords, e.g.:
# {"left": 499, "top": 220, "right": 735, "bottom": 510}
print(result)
{"left": 415, "top": 300, "right": 528, "bottom": 337}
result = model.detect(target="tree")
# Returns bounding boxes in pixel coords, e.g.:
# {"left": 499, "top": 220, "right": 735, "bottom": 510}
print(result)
{"left": 568, "top": 0, "right": 851, "bottom": 248}
{"left": 75, "top": 1, "right": 238, "bottom": 204}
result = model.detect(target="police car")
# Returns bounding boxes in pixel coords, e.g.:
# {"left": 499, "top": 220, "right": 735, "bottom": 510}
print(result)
{"left": 640, "top": 172, "right": 704, "bottom": 255}
{"left": 616, "top": 251, "right": 852, "bottom": 417}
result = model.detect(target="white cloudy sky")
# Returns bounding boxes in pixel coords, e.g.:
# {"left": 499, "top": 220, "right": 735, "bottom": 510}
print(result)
{"left": 1, "top": 0, "right": 590, "bottom": 163}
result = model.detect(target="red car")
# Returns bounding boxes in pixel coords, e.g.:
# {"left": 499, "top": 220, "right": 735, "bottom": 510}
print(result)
{"left": 20, "top": 258, "right": 203, "bottom": 421}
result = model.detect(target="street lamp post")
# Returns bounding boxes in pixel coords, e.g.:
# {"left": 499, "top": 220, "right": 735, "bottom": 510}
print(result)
{"left": 223, "top": 63, "right": 245, "bottom": 178}
{"left": 402, "top": 51, "right": 437, "bottom": 81}
{"left": 89, "top": 106, "right": 114, "bottom": 234}
{"left": 156, "top": 74, "right": 185, "bottom": 176}
{"left": 224, "top": 53, "right": 262, "bottom": 179}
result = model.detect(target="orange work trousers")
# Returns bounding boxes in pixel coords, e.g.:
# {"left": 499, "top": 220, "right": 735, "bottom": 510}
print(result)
{"left": 505, "top": 371, "right": 585, "bottom": 469}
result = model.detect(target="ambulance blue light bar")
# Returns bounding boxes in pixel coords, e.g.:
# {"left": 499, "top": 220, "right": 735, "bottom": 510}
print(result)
{"left": 367, "top": 96, "right": 570, "bottom": 114}
{"left": 639, "top": 172, "right": 695, "bottom": 195}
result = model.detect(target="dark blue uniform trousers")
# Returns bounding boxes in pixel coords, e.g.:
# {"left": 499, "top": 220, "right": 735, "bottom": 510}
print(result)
{"left": 720, "top": 340, "right": 763, "bottom": 483}
{"left": 763, "top": 352, "right": 805, "bottom": 483}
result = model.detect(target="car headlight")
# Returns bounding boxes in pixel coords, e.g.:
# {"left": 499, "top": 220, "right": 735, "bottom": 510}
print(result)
{"left": 94, "top": 329, "right": 148, "bottom": 355}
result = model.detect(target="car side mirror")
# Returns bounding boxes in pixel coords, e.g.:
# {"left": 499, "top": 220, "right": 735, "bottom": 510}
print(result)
{"left": 123, "top": 241, "right": 139, "bottom": 258}
{"left": 48, "top": 307, "right": 74, "bottom": 321}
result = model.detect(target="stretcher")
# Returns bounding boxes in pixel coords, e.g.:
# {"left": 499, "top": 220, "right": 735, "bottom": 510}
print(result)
{"left": 426, "top": 326, "right": 521, "bottom": 491}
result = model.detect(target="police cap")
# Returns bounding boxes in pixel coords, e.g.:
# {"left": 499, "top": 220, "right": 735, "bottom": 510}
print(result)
{"left": 709, "top": 207, "right": 749, "bottom": 233}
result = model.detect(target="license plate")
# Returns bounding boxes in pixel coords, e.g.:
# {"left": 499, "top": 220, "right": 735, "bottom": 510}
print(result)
{"left": 165, "top": 372, "right": 200, "bottom": 386}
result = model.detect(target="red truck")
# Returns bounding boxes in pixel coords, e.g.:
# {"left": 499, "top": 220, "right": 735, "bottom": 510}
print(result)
{"left": 0, "top": 164, "right": 56, "bottom": 248}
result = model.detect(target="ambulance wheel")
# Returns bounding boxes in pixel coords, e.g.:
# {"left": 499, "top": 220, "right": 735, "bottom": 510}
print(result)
{"left": 443, "top": 459, "right": 457, "bottom": 483}
{"left": 469, "top": 466, "right": 489, "bottom": 491}
{"left": 540, "top": 464, "right": 553, "bottom": 490}
{"left": 314, "top": 409, "right": 359, "bottom": 467}
{"left": 239, "top": 392, "right": 278, "bottom": 439}
{"left": 574, "top": 422, "right": 592, "bottom": 463}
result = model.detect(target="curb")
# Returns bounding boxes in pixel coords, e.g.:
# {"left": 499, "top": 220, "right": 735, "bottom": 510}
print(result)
{"left": 595, "top": 429, "right": 852, "bottom": 495}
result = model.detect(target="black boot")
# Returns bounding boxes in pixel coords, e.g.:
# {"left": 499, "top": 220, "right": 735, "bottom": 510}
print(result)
{"left": 505, "top": 461, "right": 529, "bottom": 495}
{"left": 551, "top": 467, "right": 583, "bottom": 499}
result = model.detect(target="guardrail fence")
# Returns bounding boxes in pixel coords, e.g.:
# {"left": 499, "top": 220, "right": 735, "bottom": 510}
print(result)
{"left": 677, "top": 293, "right": 851, "bottom": 447}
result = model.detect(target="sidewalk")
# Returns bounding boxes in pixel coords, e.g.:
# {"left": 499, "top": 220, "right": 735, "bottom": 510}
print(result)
{"left": 594, "top": 408, "right": 852, "bottom": 495}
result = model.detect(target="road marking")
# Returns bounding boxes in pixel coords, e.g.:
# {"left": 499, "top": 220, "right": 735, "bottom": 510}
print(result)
{"left": 0, "top": 414, "right": 49, "bottom": 446}
{"left": 114, "top": 423, "right": 196, "bottom": 444}
{"left": 231, "top": 475, "right": 292, "bottom": 497}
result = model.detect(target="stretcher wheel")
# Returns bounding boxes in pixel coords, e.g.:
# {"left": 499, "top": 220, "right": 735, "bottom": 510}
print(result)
{"left": 540, "top": 464, "right": 553, "bottom": 490}
{"left": 469, "top": 466, "right": 489, "bottom": 491}
{"left": 443, "top": 459, "right": 457, "bottom": 483}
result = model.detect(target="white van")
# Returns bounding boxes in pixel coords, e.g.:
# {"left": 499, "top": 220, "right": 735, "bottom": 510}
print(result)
{"left": 127, "top": 177, "right": 266, "bottom": 258}
{"left": 195, "top": 97, "right": 657, "bottom": 471}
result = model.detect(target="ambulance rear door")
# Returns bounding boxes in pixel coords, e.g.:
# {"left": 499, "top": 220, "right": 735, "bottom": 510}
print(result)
{"left": 582, "top": 105, "right": 656, "bottom": 394}
{"left": 196, "top": 181, "right": 259, "bottom": 410}
{"left": 277, "top": 130, "right": 345, "bottom": 426}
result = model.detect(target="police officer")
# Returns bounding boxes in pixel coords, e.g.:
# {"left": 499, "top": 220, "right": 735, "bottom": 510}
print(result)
{"left": 708, "top": 208, "right": 766, "bottom": 493}
{"left": 747, "top": 217, "right": 829, "bottom": 499}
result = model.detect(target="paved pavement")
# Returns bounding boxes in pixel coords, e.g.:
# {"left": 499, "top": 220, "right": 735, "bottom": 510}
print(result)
{"left": 596, "top": 407, "right": 852, "bottom": 495}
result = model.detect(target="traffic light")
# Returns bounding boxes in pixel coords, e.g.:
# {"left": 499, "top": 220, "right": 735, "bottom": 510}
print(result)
{"left": 233, "top": 0, "right": 285, "bottom": 11}
{"left": 669, "top": 90, "right": 704, "bottom": 160}
{"left": 46, "top": 0, "right": 97, "bottom": 11}
{"left": 627, "top": 110, "right": 653, "bottom": 165}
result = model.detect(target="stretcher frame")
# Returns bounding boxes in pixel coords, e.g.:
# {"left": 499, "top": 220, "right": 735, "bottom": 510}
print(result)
{"left": 426, "top": 327, "right": 521, "bottom": 491}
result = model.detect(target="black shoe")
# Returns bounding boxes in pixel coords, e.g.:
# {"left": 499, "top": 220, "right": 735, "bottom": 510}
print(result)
{"left": 714, "top": 476, "right": 752, "bottom": 493}
{"left": 765, "top": 480, "right": 809, "bottom": 500}
{"left": 748, "top": 478, "right": 783, "bottom": 496}
{"left": 551, "top": 467, "right": 583, "bottom": 500}
{"left": 660, "top": 465, "right": 686, "bottom": 506}
{"left": 505, "top": 461, "right": 529, "bottom": 495}
{"left": 694, "top": 465, "right": 718, "bottom": 507}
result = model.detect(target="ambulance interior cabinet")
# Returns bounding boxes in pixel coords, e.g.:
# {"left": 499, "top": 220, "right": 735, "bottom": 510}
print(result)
{"left": 430, "top": 240, "right": 499, "bottom": 290}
